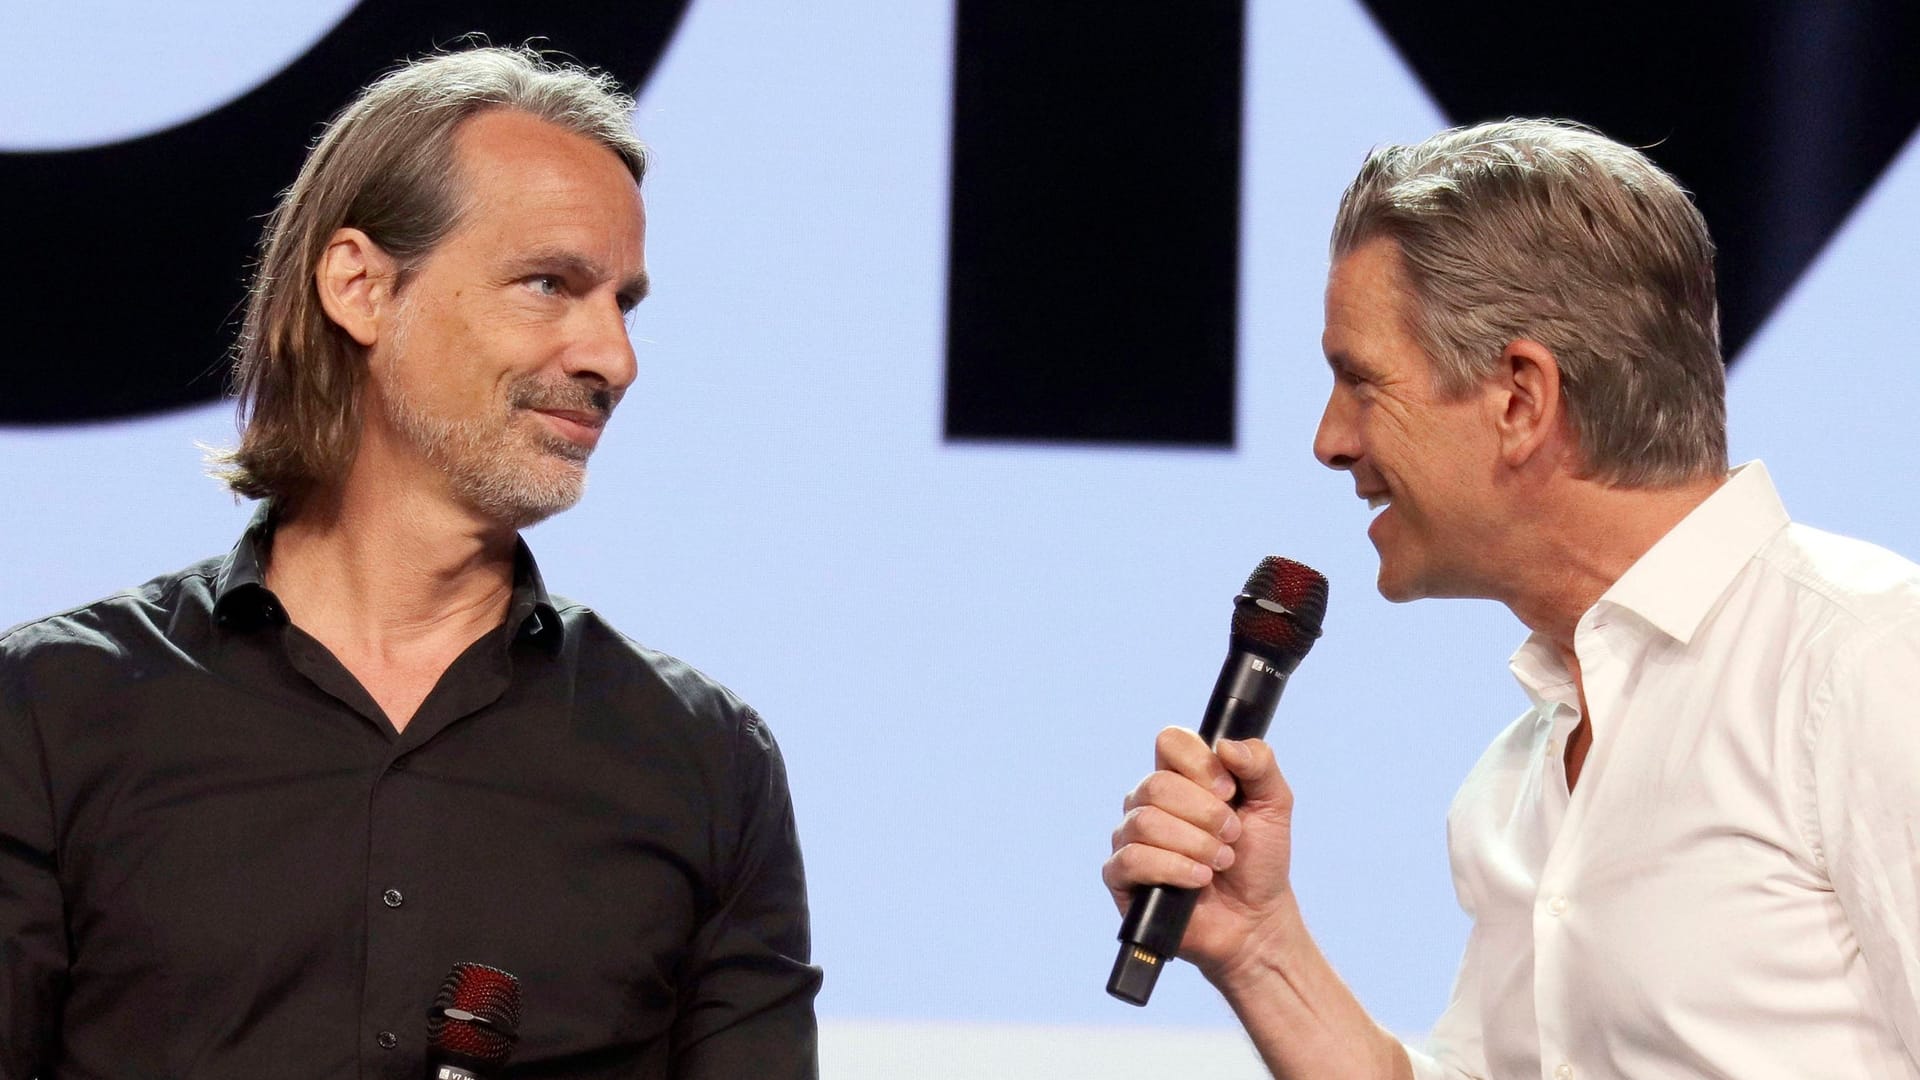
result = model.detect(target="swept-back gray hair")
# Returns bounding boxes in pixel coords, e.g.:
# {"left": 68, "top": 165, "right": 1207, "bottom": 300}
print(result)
{"left": 1331, "top": 119, "right": 1726, "bottom": 486}
{"left": 210, "top": 44, "right": 648, "bottom": 503}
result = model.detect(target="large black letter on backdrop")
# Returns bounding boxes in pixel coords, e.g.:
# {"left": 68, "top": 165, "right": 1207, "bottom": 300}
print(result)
{"left": 944, "top": 2, "right": 1246, "bottom": 447}
{"left": 0, "top": 0, "right": 689, "bottom": 426}
{"left": 1361, "top": 0, "right": 1920, "bottom": 366}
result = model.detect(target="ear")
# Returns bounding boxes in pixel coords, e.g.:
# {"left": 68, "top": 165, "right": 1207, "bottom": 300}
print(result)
{"left": 314, "top": 228, "right": 398, "bottom": 348}
{"left": 1490, "top": 338, "right": 1565, "bottom": 468}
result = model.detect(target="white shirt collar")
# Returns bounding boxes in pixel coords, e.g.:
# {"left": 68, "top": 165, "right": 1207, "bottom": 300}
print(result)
{"left": 1595, "top": 460, "right": 1789, "bottom": 646}
{"left": 1508, "top": 461, "right": 1790, "bottom": 698}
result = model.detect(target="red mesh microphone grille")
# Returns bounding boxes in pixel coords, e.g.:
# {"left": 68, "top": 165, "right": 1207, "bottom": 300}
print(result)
{"left": 1230, "top": 556, "right": 1328, "bottom": 662}
{"left": 427, "top": 962, "right": 522, "bottom": 1066}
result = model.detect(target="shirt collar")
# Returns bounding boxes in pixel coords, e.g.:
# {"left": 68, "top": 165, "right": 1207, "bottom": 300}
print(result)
{"left": 212, "top": 502, "right": 283, "bottom": 629}
{"left": 508, "top": 540, "right": 566, "bottom": 652}
{"left": 1508, "top": 460, "right": 1788, "bottom": 700}
{"left": 1594, "top": 459, "right": 1789, "bottom": 646}
{"left": 211, "top": 502, "right": 564, "bottom": 649}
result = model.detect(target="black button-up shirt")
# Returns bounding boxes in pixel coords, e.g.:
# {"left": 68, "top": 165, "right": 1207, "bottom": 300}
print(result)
{"left": 0, "top": 513, "right": 819, "bottom": 1078}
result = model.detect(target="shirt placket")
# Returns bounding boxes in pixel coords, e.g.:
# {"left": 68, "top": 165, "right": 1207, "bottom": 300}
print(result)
{"left": 362, "top": 747, "right": 425, "bottom": 1078}
{"left": 1531, "top": 617, "right": 1629, "bottom": 1080}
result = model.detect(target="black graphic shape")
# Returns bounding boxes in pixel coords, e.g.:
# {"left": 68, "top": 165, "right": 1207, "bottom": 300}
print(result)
{"left": 1360, "top": 0, "right": 1920, "bottom": 365}
{"left": 2, "top": 0, "right": 690, "bottom": 426}
{"left": 945, "top": 2, "right": 1245, "bottom": 447}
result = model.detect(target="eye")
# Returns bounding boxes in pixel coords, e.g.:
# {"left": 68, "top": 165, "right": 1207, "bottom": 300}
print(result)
{"left": 526, "top": 274, "right": 563, "bottom": 297}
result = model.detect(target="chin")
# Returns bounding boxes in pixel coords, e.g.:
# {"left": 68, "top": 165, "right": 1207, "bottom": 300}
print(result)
{"left": 455, "top": 459, "right": 587, "bottom": 529}
{"left": 1372, "top": 554, "right": 1434, "bottom": 604}
{"left": 1374, "top": 574, "right": 1424, "bottom": 604}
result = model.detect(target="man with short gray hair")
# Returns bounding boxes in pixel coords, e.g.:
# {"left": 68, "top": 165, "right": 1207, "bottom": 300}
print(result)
{"left": 1105, "top": 119, "right": 1920, "bottom": 1078}
{"left": 1, "top": 45, "right": 819, "bottom": 1078}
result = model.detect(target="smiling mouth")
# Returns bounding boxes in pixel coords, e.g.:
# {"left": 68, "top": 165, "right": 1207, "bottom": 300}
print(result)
{"left": 527, "top": 408, "right": 607, "bottom": 455}
{"left": 1365, "top": 493, "right": 1390, "bottom": 510}
{"left": 533, "top": 408, "right": 605, "bottom": 431}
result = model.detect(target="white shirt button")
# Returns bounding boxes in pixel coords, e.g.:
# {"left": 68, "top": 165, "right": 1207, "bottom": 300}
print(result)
{"left": 1554, "top": 1064, "right": 1573, "bottom": 1080}
{"left": 1546, "top": 895, "right": 1569, "bottom": 916}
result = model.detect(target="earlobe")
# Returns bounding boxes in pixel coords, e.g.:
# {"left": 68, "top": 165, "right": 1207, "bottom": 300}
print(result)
{"left": 314, "top": 228, "right": 396, "bottom": 348}
{"left": 1495, "top": 338, "right": 1562, "bottom": 468}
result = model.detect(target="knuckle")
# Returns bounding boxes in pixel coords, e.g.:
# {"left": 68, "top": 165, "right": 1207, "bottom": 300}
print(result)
{"left": 1107, "top": 843, "right": 1146, "bottom": 882}
{"left": 1137, "top": 771, "right": 1170, "bottom": 803}
{"left": 1154, "top": 725, "right": 1187, "bottom": 751}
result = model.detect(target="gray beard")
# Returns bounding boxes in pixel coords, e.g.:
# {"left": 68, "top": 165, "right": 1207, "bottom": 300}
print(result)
{"left": 377, "top": 353, "right": 591, "bottom": 531}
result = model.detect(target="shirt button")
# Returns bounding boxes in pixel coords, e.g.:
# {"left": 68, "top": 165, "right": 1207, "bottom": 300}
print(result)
{"left": 387, "top": 756, "right": 409, "bottom": 773}
{"left": 377, "top": 1030, "right": 398, "bottom": 1050}
{"left": 1546, "top": 894, "right": 1568, "bottom": 916}
{"left": 382, "top": 888, "right": 404, "bottom": 908}
{"left": 1554, "top": 1064, "right": 1573, "bottom": 1080}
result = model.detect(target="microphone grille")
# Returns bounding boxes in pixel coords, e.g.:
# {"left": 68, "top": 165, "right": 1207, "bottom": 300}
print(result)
{"left": 428, "top": 962, "right": 522, "bottom": 1066}
{"left": 1231, "top": 556, "right": 1328, "bottom": 661}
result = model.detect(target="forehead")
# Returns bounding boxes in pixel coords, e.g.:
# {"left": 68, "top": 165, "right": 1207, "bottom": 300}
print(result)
{"left": 1321, "top": 237, "right": 1424, "bottom": 367}
{"left": 445, "top": 108, "right": 646, "bottom": 256}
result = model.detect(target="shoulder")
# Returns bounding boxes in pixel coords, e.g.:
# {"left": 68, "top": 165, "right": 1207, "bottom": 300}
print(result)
{"left": 1746, "top": 527, "right": 1920, "bottom": 795}
{"left": 546, "top": 598, "right": 776, "bottom": 752}
{"left": 1758, "top": 523, "right": 1920, "bottom": 630}
{"left": 1, "top": 557, "right": 223, "bottom": 684}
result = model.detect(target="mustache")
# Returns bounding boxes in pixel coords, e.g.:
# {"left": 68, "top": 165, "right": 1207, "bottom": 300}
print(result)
{"left": 509, "top": 379, "right": 619, "bottom": 419}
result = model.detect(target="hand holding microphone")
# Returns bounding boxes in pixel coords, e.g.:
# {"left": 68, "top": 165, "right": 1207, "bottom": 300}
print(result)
{"left": 1103, "top": 557, "right": 1327, "bottom": 1005}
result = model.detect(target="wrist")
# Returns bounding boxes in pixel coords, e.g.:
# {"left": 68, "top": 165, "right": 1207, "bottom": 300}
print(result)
{"left": 1204, "top": 893, "right": 1406, "bottom": 1080}
{"left": 1204, "top": 887, "right": 1308, "bottom": 1001}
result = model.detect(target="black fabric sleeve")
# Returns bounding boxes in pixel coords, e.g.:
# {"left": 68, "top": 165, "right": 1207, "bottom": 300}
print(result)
{"left": 670, "top": 709, "right": 821, "bottom": 1079}
{"left": 0, "top": 645, "right": 68, "bottom": 1079}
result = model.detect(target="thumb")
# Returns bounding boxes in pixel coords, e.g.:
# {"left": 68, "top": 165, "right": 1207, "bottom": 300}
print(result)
{"left": 1216, "top": 738, "right": 1292, "bottom": 811}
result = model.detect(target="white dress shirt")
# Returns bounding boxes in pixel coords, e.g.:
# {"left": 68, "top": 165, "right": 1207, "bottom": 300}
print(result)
{"left": 1407, "top": 462, "right": 1920, "bottom": 1080}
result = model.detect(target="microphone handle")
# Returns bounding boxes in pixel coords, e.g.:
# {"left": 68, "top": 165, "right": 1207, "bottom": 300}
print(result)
{"left": 1107, "top": 648, "right": 1294, "bottom": 1005}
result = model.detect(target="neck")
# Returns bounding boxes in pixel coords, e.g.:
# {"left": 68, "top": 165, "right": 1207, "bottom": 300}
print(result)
{"left": 1497, "top": 471, "right": 1724, "bottom": 655}
{"left": 264, "top": 473, "right": 518, "bottom": 658}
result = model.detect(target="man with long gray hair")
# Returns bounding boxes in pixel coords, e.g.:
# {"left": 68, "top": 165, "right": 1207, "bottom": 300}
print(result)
{"left": 1105, "top": 120, "right": 1920, "bottom": 1078}
{"left": 0, "top": 46, "right": 819, "bottom": 1077}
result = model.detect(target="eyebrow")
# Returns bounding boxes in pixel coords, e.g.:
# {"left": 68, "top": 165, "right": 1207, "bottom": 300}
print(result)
{"left": 1324, "top": 351, "right": 1371, "bottom": 382}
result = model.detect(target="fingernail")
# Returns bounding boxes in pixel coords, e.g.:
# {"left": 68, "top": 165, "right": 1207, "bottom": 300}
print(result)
{"left": 1220, "top": 814, "right": 1242, "bottom": 842}
{"left": 1213, "top": 845, "right": 1235, "bottom": 871}
{"left": 1211, "top": 774, "right": 1237, "bottom": 800}
{"left": 1218, "top": 739, "right": 1249, "bottom": 766}
{"left": 1190, "top": 862, "right": 1213, "bottom": 886}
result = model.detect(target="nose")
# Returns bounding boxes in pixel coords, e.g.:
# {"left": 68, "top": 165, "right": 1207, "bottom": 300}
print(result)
{"left": 564, "top": 293, "right": 638, "bottom": 395}
{"left": 1313, "top": 387, "right": 1357, "bottom": 471}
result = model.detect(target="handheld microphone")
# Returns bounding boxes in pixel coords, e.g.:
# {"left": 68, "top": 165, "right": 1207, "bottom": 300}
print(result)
{"left": 426, "top": 962, "right": 522, "bottom": 1080}
{"left": 1106, "top": 556, "right": 1329, "bottom": 1006}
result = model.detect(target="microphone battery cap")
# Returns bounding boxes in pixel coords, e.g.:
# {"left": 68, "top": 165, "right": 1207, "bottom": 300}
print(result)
{"left": 1106, "top": 944, "right": 1165, "bottom": 1006}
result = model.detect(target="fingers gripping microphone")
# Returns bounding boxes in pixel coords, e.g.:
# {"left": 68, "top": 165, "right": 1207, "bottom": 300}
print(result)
{"left": 426, "top": 962, "right": 522, "bottom": 1079}
{"left": 1107, "top": 556, "right": 1329, "bottom": 1006}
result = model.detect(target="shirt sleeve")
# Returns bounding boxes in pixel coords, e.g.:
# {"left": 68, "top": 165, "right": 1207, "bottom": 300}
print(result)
{"left": 0, "top": 650, "right": 68, "bottom": 1079}
{"left": 1810, "top": 613, "right": 1920, "bottom": 1069}
{"left": 670, "top": 709, "right": 822, "bottom": 1079}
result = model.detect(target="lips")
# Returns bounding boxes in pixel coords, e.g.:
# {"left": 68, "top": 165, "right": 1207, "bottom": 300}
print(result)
{"left": 533, "top": 408, "right": 605, "bottom": 430}
{"left": 530, "top": 408, "right": 607, "bottom": 450}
